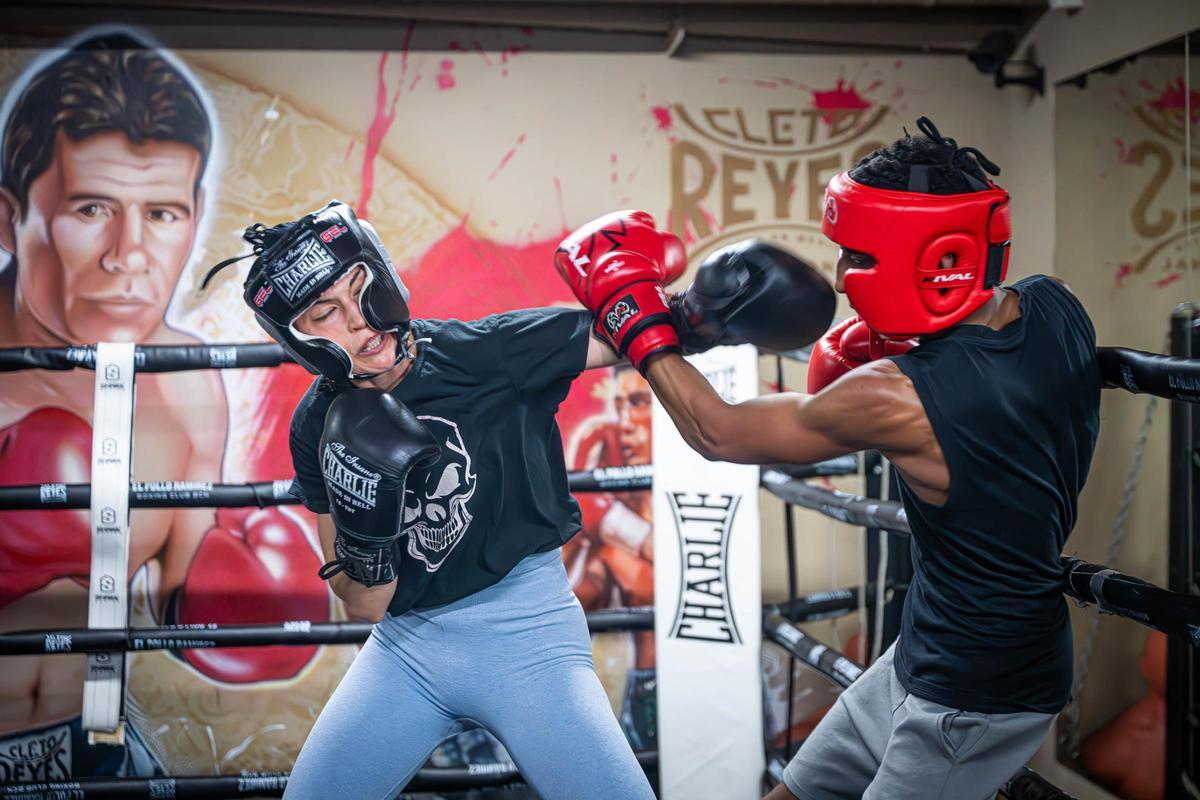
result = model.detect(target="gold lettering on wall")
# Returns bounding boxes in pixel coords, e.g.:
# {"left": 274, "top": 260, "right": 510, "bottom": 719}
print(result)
{"left": 1130, "top": 140, "right": 1174, "bottom": 239}
{"left": 672, "top": 141, "right": 718, "bottom": 241}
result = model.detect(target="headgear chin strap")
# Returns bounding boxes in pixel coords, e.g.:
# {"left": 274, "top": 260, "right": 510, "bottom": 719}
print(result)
{"left": 821, "top": 117, "right": 1012, "bottom": 340}
{"left": 203, "top": 200, "right": 416, "bottom": 381}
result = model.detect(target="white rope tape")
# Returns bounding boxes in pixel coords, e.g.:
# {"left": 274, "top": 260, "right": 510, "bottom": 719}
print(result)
{"left": 82, "top": 343, "right": 136, "bottom": 735}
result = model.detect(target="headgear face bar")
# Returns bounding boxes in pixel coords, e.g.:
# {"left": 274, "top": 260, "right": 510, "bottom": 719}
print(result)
{"left": 821, "top": 117, "right": 1012, "bottom": 339}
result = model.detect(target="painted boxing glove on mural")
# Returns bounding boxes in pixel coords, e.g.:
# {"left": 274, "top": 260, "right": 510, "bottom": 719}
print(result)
{"left": 555, "top": 210, "right": 687, "bottom": 371}
{"left": 669, "top": 239, "right": 836, "bottom": 355}
{"left": 318, "top": 389, "right": 441, "bottom": 587}
{"left": 807, "top": 316, "right": 916, "bottom": 394}
{"left": 178, "top": 506, "right": 329, "bottom": 683}
{"left": 0, "top": 408, "right": 93, "bottom": 607}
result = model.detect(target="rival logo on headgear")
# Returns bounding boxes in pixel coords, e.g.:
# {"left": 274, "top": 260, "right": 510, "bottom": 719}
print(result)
{"left": 924, "top": 272, "right": 974, "bottom": 284}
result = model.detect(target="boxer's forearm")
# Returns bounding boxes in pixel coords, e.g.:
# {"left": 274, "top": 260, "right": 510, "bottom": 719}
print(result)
{"left": 316, "top": 514, "right": 395, "bottom": 622}
{"left": 584, "top": 333, "right": 624, "bottom": 370}
{"left": 644, "top": 352, "right": 851, "bottom": 465}
{"left": 643, "top": 353, "right": 738, "bottom": 461}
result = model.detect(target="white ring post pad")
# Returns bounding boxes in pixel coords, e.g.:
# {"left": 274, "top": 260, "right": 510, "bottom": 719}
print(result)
{"left": 653, "top": 345, "right": 764, "bottom": 799}
{"left": 83, "top": 343, "right": 136, "bottom": 735}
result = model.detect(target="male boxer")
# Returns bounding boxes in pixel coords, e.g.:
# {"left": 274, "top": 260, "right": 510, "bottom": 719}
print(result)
{"left": 556, "top": 118, "right": 1101, "bottom": 799}
{"left": 0, "top": 31, "right": 325, "bottom": 778}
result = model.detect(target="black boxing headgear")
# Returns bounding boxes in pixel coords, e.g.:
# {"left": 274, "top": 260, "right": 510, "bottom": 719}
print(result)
{"left": 205, "top": 200, "right": 412, "bottom": 381}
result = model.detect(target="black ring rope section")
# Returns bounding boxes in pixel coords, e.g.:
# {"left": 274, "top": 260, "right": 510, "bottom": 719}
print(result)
{"left": 2, "top": 342, "right": 1195, "bottom": 405}
{"left": 761, "top": 471, "right": 1200, "bottom": 643}
{"left": 0, "top": 460, "right": 863, "bottom": 510}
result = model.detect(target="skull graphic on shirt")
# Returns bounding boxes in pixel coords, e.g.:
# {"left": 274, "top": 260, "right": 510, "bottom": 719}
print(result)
{"left": 402, "top": 416, "right": 477, "bottom": 571}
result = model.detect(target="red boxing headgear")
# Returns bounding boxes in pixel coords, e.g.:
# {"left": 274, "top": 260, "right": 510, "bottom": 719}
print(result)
{"left": 821, "top": 168, "right": 1012, "bottom": 339}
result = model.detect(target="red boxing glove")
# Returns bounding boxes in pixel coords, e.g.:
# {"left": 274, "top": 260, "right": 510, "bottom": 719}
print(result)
{"left": 178, "top": 506, "right": 329, "bottom": 683}
{"left": 807, "top": 317, "right": 915, "bottom": 394}
{"left": 555, "top": 210, "right": 687, "bottom": 371}
{"left": 0, "top": 408, "right": 94, "bottom": 608}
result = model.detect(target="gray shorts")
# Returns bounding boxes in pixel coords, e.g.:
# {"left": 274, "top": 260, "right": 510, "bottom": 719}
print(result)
{"left": 782, "top": 645, "right": 1055, "bottom": 800}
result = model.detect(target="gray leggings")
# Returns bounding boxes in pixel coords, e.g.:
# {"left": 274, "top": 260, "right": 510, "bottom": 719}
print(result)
{"left": 783, "top": 645, "right": 1055, "bottom": 800}
{"left": 285, "top": 549, "right": 654, "bottom": 800}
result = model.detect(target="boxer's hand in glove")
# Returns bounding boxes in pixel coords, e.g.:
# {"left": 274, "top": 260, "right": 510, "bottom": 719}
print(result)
{"left": 319, "top": 389, "right": 441, "bottom": 586}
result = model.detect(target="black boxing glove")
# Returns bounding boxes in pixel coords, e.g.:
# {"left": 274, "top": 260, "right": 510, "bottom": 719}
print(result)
{"left": 668, "top": 239, "right": 837, "bottom": 354}
{"left": 318, "top": 389, "right": 441, "bottom": 587}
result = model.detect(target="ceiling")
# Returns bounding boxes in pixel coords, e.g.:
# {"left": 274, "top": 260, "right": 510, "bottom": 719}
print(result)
{"left": 0, "top": 0, "right": 1052, "bottom": 55}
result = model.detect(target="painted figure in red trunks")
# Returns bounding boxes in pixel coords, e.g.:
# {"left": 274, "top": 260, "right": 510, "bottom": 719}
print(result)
{"left": 566, "top": 364, "right": 657, "bottom": 751}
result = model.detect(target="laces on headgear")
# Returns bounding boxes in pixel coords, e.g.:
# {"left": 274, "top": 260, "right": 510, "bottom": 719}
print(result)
{"left": 909, "top": 116, "right": 1001, "bottom": 193}
{"left": 199, "top": 222, "right": 270, "bottom": 290}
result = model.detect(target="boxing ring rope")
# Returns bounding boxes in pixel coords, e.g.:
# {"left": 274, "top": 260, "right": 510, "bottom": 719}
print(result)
{"left": 6, "top": 341, "right": 1200, "bottom": 400}
{"left": 0, "top": 468, "right": 654, "bottom": 511}
{"left": 0, "top": 342, "right": 291, "bottom": 372}
{"left": 761, "top": 471, "right": 1200, "bottom": 642}
{"left": 2, "top": 339, "right": 1191, "bottom": 799}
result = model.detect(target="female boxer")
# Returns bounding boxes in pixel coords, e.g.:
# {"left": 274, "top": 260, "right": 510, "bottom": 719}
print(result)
{"left": 209, "top": 201, "right": 653, "bottom": 800}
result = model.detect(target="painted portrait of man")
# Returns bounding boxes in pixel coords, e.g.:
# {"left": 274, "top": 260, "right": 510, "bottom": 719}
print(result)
{"left": 0, "top": 30, "right": 328, "bottom": 780}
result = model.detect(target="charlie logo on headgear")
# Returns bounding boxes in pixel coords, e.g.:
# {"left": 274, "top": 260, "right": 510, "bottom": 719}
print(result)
{"left": 821, "top": 116, "right": 1012, "bottom": 340}
{"left": 203, "top": 200, "right": 415, "bottom": 381}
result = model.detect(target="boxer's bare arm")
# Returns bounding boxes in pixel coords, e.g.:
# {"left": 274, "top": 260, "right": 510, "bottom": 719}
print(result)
{"left": 316, "top": 514, "right": 396, "bottom": 622}
{"left": 643, "top": 353, "right": 944, "bottom": 493}
{"left": 585, "top": 333, "right": 623, "bottom": 370}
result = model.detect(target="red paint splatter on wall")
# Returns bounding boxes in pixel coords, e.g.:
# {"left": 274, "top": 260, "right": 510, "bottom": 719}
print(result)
{"left": 357, "top": 52, "right": 403, "bottom": 220}
{"left": 651, "top": 105, "right": 673, "bottom": 131}
{"left": 399, "top": 218, "right": 606, "bottom": 454}
{"left": 438, "top": 59, "right": 457, "bottom": 91}
{"left": 610, "top": 152, "right": 619, "bottom": 184}
{"left": 1114, "top": 263, "right": 1133, "bottom": 290}
{"left": 554, "top": 176, "right": 568, "bottom": 230}
{"left": 1144, "top": 77, "right": 1200, "bottom": 126}
{"left": 811, "top": 78, "right": 872, "bottom": 124}
{"left": 472, "top": 41, "right": 493, "bottom": 67}
{"left": 665, "top": 208, "right": 712, "bottom": 247}
{"left": 405, "top": 223, "right": 574, "bottom": 320}
{"left": 1156, "top": 273, "right": 1183, "bottom": 289}
{"left": 448, "top": 35, "right": 529, "bottom": 80}
{"left": 1113, "top": 138, "right": 1136, "bottom": 164}
{"left": 399, "top": 21, "right": 415, "bottom": 82}
{"left": 487, "top": 133, "right": 527, "bottom": 181}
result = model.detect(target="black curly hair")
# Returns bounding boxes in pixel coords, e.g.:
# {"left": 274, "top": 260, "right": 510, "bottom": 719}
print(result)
{"left": 849, "top": 117, "right": 1000, "bottom": 195}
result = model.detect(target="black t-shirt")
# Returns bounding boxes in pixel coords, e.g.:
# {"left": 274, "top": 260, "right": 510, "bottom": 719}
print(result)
{"left": 288, "top": 308, "right": 591, "bottom": 614}
{"left": 889, "top": 275, "right": 1101, "bottom": 714}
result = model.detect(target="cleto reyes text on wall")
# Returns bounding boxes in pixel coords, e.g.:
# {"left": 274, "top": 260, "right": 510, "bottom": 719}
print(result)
{"left": 667, "top": 101, "right": 890, "bottom": 259}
